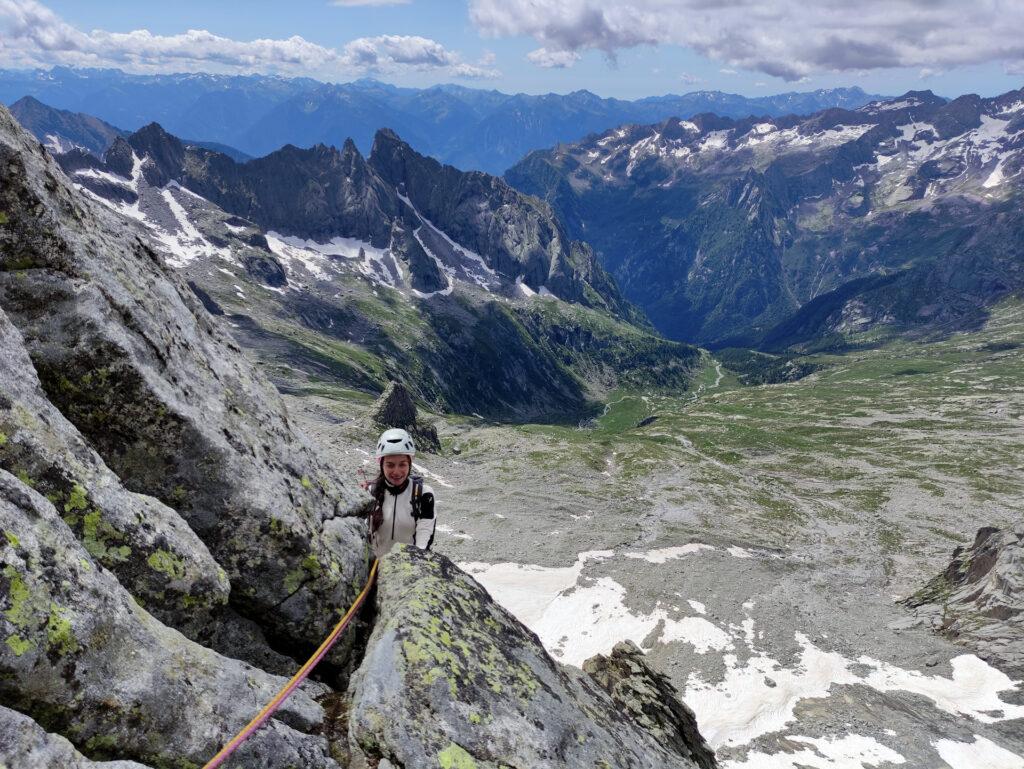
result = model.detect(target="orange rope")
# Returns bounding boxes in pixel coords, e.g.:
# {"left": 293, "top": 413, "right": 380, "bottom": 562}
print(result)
{"left": 202, "top": 559, "right": 379, "bottom": 769}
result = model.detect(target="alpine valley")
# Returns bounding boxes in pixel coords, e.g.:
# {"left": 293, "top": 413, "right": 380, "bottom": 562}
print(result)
{"left": 507, "top": 89, "right": 1024, "bottom": 349}
{"left": 1, "top": 73, "right": 1023, "bottom": 769}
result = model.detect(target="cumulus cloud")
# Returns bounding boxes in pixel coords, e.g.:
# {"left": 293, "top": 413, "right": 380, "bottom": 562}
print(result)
{"left": 469, "top": 0, "right": 1024, "bottom": 80}
{"left": 678, "top": 72, "right": 702, "bottom": 85}
{"left": 0, "top": 0, "right": 496, "bottom": 79}
{"left": 526, "top": 47, "right": 581, "bottom": 68}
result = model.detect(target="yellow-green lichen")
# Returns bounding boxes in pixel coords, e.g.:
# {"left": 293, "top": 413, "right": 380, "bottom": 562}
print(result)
{"left": 81, "top": 509, "right": 131, "bottom": 562}
{"left": 147, "top": 549, "right": 187, "bottom": 581}
{"left": 0, "top": 432, "right": 7, "bottom": 447}
{"left": 45, "top": 603, "right": 77, "bottom": 655}
{"left": 390, "top": 552, "right": 542, "bottom": 705}
{"left": 283, "top": 553, "right": 322, "bottom": 593}
{"left": 438, "top": 743, "right": 477, "bottom": 769}
{"left": 3, "top": 531, "right": 18, "bottom": 548}
{"left": 64, "top": 484, "right": 88, "bottom": 513}
{"left": 300, "top": 475, "right": 312, "bottom": 490}
{"left": 5, "top": 634, "right": 34, "bottom": 656}
{"left": 4, "top": 568, "right": 36, "bottom": 627}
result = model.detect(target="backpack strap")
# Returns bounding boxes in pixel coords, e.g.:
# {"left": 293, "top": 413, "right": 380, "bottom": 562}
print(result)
{"left": 410, "top": 475, "right": 424, "bottom": 520}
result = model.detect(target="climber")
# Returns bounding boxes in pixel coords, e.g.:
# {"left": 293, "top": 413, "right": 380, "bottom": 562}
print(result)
{"left": 366, "top": 428, "right": 436, "bottom": 558}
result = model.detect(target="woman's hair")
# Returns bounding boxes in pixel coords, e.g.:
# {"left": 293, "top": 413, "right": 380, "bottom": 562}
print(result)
{"left": 369, "top": 466, "right": 386, "bottom": 533}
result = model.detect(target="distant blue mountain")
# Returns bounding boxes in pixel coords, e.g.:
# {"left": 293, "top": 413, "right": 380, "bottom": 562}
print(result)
{"left": 0, "top": 66, "right": 885, "bottom": 173}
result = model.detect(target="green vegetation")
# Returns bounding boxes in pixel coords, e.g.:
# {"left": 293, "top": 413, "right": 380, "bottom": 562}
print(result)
{"left": 496, "top": 297, "right": 1024, "bottom": 564}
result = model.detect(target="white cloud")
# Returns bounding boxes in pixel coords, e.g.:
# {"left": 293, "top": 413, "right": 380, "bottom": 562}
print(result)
{"left": 526, "top": 47, "right": 581, "bottom": 69}
{"left": 342, "top": 35, "right": 457, "bottom": 69}
{"left": 679, "top": 72, "right": 702, "bottom": 85}
{"left": 0, "top": 0, "right": 494, "bottom": 79}
{"left": 469, "top": 0, "right": 1024, "bottom": 81}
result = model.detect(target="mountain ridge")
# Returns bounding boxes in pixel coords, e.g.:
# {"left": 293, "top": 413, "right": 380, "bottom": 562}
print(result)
{"left": 0, "top": 66, "right": 885, "bottom": 173}
{"left": 46, "top": 115, "right": 698, "bottom": 420}
{"left": 506, "top": 86, "right": 1024, "bottom": 349}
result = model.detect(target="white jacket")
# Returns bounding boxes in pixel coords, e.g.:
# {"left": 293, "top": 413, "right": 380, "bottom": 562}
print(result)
{"left": 370, "top": 478, "right": 436, "bottom": 559}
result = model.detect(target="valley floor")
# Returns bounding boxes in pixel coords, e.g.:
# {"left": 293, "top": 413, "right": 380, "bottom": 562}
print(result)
{"left": 287, "top": 298, "right": 1024, "bottom": 769}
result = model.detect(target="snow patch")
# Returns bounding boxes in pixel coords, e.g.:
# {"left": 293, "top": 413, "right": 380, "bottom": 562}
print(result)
{"left": 934, "top": 735, "right": 1024, "bottom": 769}
{"left": 722, "top": 734, "right": 906, "bottom": 768}
{"left": 461, "top": 546, "right": 1024, "bottom": 758}
{"left": 625, "top": 544, "right": 715, "bottom": 563}
{"left": 72, "top": 167, "right": 132, "bottom": 188}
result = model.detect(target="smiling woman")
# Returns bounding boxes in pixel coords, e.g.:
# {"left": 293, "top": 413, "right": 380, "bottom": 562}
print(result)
{"left": 367, "top": 428, "right": 437, "bottom": 558}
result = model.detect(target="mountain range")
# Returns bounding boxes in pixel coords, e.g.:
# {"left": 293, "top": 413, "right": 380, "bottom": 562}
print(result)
{"left": 0, "top": 66, "right": 883, "bottom": 174}
{"left": 43, "top": 111, "right": 698, "bottom": 420}
{"left": 506, "top": 88, "right": 1024, "bottom": 348}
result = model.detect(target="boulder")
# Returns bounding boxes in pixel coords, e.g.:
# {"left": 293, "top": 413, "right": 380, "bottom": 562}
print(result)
{"left": 905, "top": 525, "right": 1024, "bottom": 674}
{"left": 0, "top": 103, "right": 369, "bottom": 660}
{"left": 0, "top": 305, "right": 230, "bottom": 635}
{"left": 347, "top": 546, "right": 706, "bottom": 769}
{"left": 0, "top": 705, "right": 149, "bottom": 769}
{"left": 370, "top": 381, "right": 440, "bottom": 453}
{"left": 583, "top": 641, "right": 717, "bottom": 769}
{"left": 0, "top": 469, "right": 342, "bottom": 768}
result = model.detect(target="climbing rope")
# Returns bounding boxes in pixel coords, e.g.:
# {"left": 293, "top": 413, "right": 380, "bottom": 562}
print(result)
{"left": 201, "top": 558, "right": 380, "bottom": 769}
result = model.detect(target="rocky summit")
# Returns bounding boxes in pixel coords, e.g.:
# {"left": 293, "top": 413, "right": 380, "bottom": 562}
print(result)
{"left": 507, "top": 88, "right": 1024, "bottom": 349}
{"left": 0, "top": 103, "right": 714, "bottom": 768}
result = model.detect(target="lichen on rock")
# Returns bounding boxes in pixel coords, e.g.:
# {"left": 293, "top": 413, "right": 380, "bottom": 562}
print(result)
{"left": 348, "top": 546, "right": 707, "bottom": 769}
{"left": 0, "top": 469, "right": 342, "bottom": 769}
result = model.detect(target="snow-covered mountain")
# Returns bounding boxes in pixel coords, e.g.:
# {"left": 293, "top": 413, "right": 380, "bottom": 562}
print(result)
{"left": 0, "top": 67, "right": 883, "bottom": 174}
{"left": 507, "top": 88, "right": 1024, "bottom": 348}
{"left": 48, "top": 120, "right": 697, "bottom": 419}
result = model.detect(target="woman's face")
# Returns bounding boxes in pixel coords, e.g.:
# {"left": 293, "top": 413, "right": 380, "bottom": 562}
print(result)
{"left": 382, "top": 455, "right": 411, "bottom": 486}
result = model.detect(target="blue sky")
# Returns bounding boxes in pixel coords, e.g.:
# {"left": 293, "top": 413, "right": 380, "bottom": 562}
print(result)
{"left": 2, "top": 0, "right": 1022, "bottom": 99}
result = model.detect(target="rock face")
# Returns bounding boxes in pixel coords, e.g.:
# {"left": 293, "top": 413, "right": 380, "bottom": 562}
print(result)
{"left": 583, "top": 642, "right": 717, "bottom": 769}
{"left": 0, "top": 705, "right": 148, "bottom": 769}
{"left": 370, "top": 381, "right": 440, "bottom": 453}
{"left": 905, "top": 525, "right": 1024, "bottom": 675}
{"left": 0, "top": 103, "right": 369, "bottom": 658}
{"left": 0, "top": 470, "right": 342, "bottom": 768}
{"left": 369, "top": 127, "right": 639, "bottom": 321}
{"left": 348, "top": 546, "right": 707, "bottom": 769}
{"left": 0, "top": 306, "right": 229, "bottom": 636}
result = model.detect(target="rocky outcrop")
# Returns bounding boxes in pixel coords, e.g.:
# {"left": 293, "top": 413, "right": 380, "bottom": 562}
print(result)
{"left": 905, "top": 525, "right": 1024, "bottom": 675}
{"left": 583, "top": 642, "right": 717, "bottom": 769}
{"left": 0, "top": 103, "right": 368, "bottom": 661}
{"left": 0, "top": 305, "right": 229, "bottom": 635}
{"left": 0, "top": 706, "right": 147, "bottom": 769}
{"left": 0, "top": 470, "right": 342, "bottom": 768}
{"left": 370, "top": 381, "right": 440, "bottom": 453}
{"left": 348, "top": 546, "right": 707, "bottom": 769}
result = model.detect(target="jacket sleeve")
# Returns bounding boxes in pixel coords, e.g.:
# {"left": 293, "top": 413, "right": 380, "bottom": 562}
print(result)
{"left": 414, "top": 487, "right": 436, "bottom": 550}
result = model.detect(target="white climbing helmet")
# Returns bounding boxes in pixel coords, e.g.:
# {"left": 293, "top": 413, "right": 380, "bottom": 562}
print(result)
{"left": 376, "top": 428, "right": 416, "bottom": 460}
